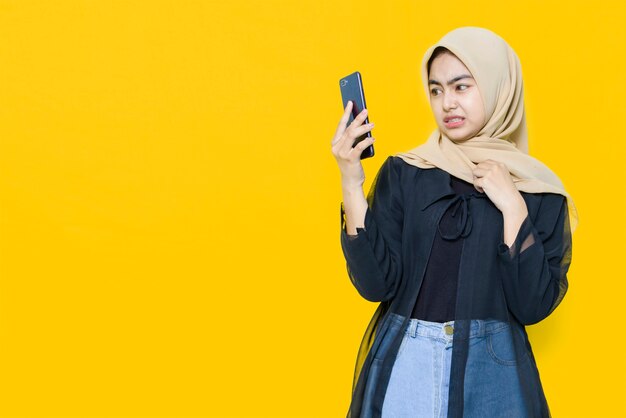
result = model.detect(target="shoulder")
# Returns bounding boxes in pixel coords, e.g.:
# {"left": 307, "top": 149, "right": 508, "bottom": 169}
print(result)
{"left": 386, "top": 155, "right": 424, "bottom": 170}
{"left": 536, "top": 193, "right": 567, "bottom": 217}
{"left": 379, "top": 155, "right": 443, "bottom": 177}
{"left": 373, "top": 156, "right": 436, "bottom": 188}
{"left": 381, "top": 155, "right": 407, "bottom": 171}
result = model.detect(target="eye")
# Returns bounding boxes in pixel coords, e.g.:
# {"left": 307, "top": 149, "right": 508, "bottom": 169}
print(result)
{"left": 430, "top": 87, "right": 442, "bottom": 96}
{"left": 457, "top": 84, "right": 469, "bottom": 91}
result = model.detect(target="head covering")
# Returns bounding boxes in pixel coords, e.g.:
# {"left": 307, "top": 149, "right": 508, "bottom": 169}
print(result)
{"left": 396, "top": 26, "right": 578, "bottom": 233}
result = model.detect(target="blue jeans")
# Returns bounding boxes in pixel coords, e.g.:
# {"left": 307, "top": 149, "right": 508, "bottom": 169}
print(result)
{"left": 371, "top": 312, "right": 529, "bottom": 417}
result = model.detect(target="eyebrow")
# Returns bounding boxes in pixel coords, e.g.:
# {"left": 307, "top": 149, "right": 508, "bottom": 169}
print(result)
{"left": 428, "top": 74, "right": 474, "bottom": 86}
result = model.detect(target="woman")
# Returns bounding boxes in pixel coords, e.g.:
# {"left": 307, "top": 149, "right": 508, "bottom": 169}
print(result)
{"left": 331, "top": 27, "right": 577, "bottom": 418}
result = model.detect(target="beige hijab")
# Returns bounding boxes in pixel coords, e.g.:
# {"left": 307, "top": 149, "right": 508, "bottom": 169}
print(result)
{"left": 397, "top": 27, "right": 578, "bottom": 233}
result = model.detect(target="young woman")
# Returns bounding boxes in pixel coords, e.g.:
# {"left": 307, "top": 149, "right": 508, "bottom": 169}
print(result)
{"left": 331, "top": 27, "right": 577, "bottom": 418}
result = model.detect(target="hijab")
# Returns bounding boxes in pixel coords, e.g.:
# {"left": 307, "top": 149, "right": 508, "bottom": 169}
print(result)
{"left": 396, "top": 26, "right": 578, "bottom": 233}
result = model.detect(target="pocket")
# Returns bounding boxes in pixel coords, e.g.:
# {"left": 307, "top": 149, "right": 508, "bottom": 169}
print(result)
{"left": 487, "top": 324, "right": 528, "bottom": 366}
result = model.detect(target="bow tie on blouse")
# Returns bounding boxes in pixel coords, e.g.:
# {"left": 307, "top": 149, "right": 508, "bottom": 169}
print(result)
{"left": 437, "top": 193, "right": 488, "bottom": 241}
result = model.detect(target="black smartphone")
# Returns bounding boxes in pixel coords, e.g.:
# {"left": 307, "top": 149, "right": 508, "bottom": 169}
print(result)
{"left": 339, "top": 71, "right": 375, "bottom": 159}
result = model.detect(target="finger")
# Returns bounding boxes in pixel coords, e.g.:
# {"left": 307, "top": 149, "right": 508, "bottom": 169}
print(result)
{"left": 342, "top": 130, "right": 375, "bottom": 156}
{"left": 344, "top": 136, "right": 375, "bottom": 158}
{"left": 484, "top": 159, "right": 503, "bottom": 165}
{"left": 336, "top": 120, "right": 374, "bottom": 154}
{"left": 340, "top": 100, "right": 353, "bottom": 125}
{"left": 473, "top": 177, "right": 484, "bottom": 193}
{"left": 472, "top": 167, "right": 489, "bottom": 177}
{"left": 494, "top": 161, "right": 510, "bottom": 173}
{"left": 332, "top": 101, "right": 354, "bottom": 142}
{"left": 475, "top": 160, "right": 495, "bottom": 169}
{"left": 337, "top": 132, "right": 360, "bottom": 156}
{"left": 348, "top": 107, "right": 369, "bottom": 129}
{"left": 347, "top": 137, "right": 375, "bottom": 158}
{"left": 348, "top": 122, "right": 375, "bottom": 140}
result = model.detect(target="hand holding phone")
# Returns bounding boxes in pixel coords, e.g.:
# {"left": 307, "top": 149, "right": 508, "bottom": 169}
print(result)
{"left": 330, "top": 96, "right": 375, "bottom": 236}
{"left": 338, "top": 71, "right": 375, "bottom": 159}
{"left": 331, "top": 94, "right": 376, "bottom": 191}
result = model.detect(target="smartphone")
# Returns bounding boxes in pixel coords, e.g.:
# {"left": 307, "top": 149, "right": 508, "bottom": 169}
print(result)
{"left": 339, "top": 71, "right": 375, "bottom": 159}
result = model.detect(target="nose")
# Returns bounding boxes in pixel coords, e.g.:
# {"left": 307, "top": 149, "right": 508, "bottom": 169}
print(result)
{"left": 442, "top": 92, "right": 458, "bottom": 111}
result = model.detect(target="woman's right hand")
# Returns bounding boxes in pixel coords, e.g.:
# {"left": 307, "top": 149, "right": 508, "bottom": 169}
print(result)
{"left": 331, "top": 100, "right": 375, "bottom": 190}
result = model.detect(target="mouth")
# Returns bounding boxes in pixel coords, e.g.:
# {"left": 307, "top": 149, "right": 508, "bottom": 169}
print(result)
{"left": 444, "top": 117, "right": 465, "bottom": 128}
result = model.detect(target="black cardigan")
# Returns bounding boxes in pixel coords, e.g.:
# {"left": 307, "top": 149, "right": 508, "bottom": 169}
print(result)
{"left": 340, "top": 156, "right": 572, "bottom": 418}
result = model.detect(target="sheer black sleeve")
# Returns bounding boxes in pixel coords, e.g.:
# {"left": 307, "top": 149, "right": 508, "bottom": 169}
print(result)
{"left": 339, "top": 157, "right": 404, "bottom": 302}
{"left": 497, "top": 193, "right": 572, "bottom": 325}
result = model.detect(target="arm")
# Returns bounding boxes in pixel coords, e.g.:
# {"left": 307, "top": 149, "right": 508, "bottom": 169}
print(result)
{"left": 497, "top": 193, "right": 572, "bottom": 325}
{"left": 342, "top": 180, "right": 368, "bottom": 236}
{"left": 340, "top": 157, "right": 404, "bottom": 302}
{"left": 502, "top": 194, "right": 530, "bottom": 249}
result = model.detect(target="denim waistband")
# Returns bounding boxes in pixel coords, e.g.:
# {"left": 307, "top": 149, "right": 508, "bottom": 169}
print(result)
{"left": 387, "top": 311, "right": 509, "bottom": 339}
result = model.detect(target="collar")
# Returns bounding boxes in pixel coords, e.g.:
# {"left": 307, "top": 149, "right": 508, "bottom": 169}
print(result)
{"left": 419, "top": 168, "right": 457, "bottom": 211}
{"left": 418, "top": 168, "right": 488, "bottom": 240}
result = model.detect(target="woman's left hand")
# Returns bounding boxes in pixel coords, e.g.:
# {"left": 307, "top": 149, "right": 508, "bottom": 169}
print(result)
{"left": 472, "top": 159, "right": 526, "bottom": 216}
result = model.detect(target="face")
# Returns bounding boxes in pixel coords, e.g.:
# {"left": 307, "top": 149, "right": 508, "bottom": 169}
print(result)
{"left": 428, "top": 52, "right": 486, "bottom": 142}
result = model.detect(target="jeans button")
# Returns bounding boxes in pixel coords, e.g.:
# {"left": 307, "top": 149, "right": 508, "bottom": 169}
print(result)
{"left": 444, "top": 324, "right": 454, "bottom": 335}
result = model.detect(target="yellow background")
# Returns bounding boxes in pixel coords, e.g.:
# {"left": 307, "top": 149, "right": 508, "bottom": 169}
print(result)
{"left": 0, "top": 0, "right": 624, "bottom": 417}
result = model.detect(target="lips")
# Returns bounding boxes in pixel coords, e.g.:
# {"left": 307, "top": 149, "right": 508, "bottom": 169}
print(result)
{"left": 444, "top": 116, "right": 465, "bottom": 129}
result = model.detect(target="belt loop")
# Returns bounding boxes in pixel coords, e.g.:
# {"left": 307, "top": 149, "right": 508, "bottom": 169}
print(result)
{"left": 409, "top": 319, "right": 418, "bottom": 338}
{"left": 473, "top": 319, "right": 481, "bottom": 338}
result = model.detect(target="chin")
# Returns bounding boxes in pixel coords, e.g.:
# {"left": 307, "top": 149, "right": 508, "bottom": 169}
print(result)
{"left": 443, "top": 131, "right": 472, "bottom": 142}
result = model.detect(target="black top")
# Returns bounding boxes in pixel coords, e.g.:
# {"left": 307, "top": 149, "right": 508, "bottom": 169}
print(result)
{"left": 411, "top": 175, "right": 477, "bottom": 321}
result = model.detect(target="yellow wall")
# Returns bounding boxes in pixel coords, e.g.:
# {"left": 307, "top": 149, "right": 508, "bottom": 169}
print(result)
{"left": 0, "top": 1, "right": 624, "bottom": 416}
